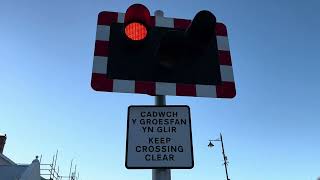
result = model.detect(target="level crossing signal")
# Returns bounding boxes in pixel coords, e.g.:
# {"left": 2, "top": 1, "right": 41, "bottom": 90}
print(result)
{"left": 91, "top": 4, "right": 236, "bottom": 98}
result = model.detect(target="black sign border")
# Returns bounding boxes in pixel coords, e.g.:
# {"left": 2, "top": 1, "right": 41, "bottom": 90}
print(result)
{"left": 125, "top": 105, "right": 194, "bottom": 169}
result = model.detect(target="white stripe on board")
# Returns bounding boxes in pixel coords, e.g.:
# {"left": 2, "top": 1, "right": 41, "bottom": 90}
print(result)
{"left": 156, "top": 82, "right": 176, "bottom": 95}
{"left": 117, "top": 13, "right": 125, "bottom": 23}
{"left": 216, "top": 36, "right": 230, "bottom": 51}
{"left": 196, "top": 85, "right": 217, "bottom": 97}
{"left": 220, "top": 65, "right": 234, "bottom": 82}
{"left": 155, "top": 16, "right": 174, "bottom": 28}
{"left": 96, "top": 25, "right": 110, "bottom": 41}
{"left": 93, "top": 56, "right": 108, "bottom": 74}
{"left": 113, "top": 80, "right": 135, "bottom": 93}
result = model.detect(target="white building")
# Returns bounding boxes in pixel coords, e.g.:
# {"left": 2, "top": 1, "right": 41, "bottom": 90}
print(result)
{"left": 0, "top": 134, "right": 42, "bottom": 180}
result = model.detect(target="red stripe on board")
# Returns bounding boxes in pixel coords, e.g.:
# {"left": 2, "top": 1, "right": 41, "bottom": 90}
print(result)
{"left": 135, "top": 81, "right": 156, "bottom": 95}
{"left": 174, "top": 18, "right": 191, "bottom": 30}
{"left": 91, "top": 73, "right": 113, "bottom": 92}
{"left": 150, "top": 16, "right": 156, "bottom": 27}
{"left": 176, "top": 84, "right": 196, "bottom": 96}
{"left": 218, "top": 50, "right": 232, "bottom": 65}
{"left": 94, "top": 41, "right": 109, "bottom": 57}
{"left": 98, "top": 11, "right": 118, "bottom": 25}
{"left": 216, "top": 82, "right": 236, "bottom": 98}
{"left": 216, "top": 23, "right": 228, "bottom": 36}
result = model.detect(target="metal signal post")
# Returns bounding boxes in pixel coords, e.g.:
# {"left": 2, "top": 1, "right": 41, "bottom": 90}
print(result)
{"left": 152, "top": 10, "right": 171, "bottom": 180}
{"left": 152, "top": 95, "right": 171, "bottom": 180}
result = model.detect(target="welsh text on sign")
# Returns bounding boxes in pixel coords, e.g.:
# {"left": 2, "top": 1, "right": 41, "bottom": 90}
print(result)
{"left": 126, "top": 105, "right": 194, "bottom": 169}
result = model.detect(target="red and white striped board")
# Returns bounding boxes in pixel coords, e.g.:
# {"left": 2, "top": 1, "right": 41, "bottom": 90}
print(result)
{"left": 91, "top": 11, "right": 236, "bottom": 98}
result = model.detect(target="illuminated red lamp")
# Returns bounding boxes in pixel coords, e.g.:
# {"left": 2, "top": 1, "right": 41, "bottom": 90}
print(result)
{"left": 125, "top": 22, "right": 147, "bottom": 41}
{"left": 124, "top": 4, "right": 151, "bottom": 41}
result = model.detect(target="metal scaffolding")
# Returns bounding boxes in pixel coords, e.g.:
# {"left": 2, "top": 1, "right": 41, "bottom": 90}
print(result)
{"left": 40, "top": 150, "right": 80, "bottom": 180}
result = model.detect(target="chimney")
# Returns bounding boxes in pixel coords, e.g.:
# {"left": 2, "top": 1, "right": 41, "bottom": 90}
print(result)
{"left": 0, "top": 134, "right": 7, "bottom": 154}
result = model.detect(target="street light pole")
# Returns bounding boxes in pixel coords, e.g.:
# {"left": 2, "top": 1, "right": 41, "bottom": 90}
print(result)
{"left": 219, "top": 133, "right": 230, "bottom": 180}
{"left": 209, "top": 133, "right": 230, "bottom": 180}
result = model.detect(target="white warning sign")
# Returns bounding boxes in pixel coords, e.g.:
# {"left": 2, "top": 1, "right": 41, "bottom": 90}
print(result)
{"left": 126, "top": 105, "right": 194, "bottom": 169}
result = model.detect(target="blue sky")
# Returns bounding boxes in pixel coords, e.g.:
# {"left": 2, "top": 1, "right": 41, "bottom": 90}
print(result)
{"left": 1, "top": 0, "right": 320, "bottom": 179}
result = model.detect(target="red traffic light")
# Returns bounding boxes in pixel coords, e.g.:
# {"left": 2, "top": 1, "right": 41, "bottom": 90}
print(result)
{"left": 125, "top": 22, "right": 147, "bottom": 41}
{"left": 92, "top": 6, "right": 236, "bottom": 98}
{"left": 124, "top": 4, "right": 151, "bottom": 41}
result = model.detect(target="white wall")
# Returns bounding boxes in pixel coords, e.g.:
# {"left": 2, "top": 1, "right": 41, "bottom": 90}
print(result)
{"left": 19, "top": 158, "right": 40, "bottom": 180}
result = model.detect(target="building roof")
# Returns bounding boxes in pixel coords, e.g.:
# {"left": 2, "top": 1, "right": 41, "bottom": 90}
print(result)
{"left": 0, "top": 153, "right": 16, "bottom": 165}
